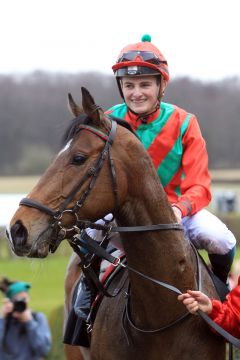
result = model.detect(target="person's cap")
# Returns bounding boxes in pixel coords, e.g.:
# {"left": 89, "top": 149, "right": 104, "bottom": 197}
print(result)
{"left": 6, "top": 282, "right": 31, "bottom": 299}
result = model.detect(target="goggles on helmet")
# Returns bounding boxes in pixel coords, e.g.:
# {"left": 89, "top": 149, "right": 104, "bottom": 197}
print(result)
{"left": 115, "top": 66, "right": 161, "bottom": 77}
{"left": 117, "top": 51, "right": 167, "bottom": 66}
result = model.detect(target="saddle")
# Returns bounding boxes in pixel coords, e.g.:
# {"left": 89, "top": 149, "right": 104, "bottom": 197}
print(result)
{"left": 63, "top": 258, "right": 128, "bottom": 348}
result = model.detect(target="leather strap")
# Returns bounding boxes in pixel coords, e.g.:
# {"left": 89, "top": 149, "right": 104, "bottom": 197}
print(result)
{"left": 112, "top": 223, "right": 183, "bottom": 232}
{"left": 197, "top": 310, "right": 240, "bottom": 348}
{"left": 76, "top": 220, "right": 183, "bottom": 233}
{"left": 19, "top": 198, "right": 57, "bottom": 217}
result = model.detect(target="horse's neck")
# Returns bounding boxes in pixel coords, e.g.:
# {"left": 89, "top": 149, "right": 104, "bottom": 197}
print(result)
{"left": 117, "top": 169, "right": 196, "bottom": 328}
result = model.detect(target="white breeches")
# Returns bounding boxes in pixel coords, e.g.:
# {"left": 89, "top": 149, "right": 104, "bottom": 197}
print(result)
{"left": 182, "top": 209, "right": 236, "bottom": 255}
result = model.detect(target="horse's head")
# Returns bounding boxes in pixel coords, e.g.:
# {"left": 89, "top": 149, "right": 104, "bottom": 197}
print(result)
{"left": 8, "top": 87, "right": 135, "bottom": 258}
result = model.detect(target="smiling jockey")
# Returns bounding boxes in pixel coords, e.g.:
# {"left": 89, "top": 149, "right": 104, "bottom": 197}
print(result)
{"left": 72, "top": 35, "right": 236, "bottom": 322}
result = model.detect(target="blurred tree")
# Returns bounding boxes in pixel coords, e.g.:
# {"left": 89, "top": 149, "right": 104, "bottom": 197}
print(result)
{"left": 0, "top": 72, "right": 240, "bottom": 175}
{"left": 15, "top": 144, "right": 53, "bottom": 175}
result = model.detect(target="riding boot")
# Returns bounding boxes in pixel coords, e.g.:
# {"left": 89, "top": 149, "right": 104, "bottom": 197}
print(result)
{"left": 208, "top": 245, "right": 236, "bottom": 284}
{"left": 74, "top": 274, "right": 95, "bottom": 321}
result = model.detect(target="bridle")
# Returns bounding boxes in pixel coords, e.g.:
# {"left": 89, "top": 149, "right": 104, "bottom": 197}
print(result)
{"left": 19, "top": 117, "right": 182, "bottom": 251}
{"left": 19, "top": 117, "right": 119, "bottom": 250}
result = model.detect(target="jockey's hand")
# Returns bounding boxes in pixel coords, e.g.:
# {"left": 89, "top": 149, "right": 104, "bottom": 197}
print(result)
{"left": 178, "top": 290, "right": 213, "bottom": 315}
{"left": 172, "top": 206, "right": 182, "bottom": 223}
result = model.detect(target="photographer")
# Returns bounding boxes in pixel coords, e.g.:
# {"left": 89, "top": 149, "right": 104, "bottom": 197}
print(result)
{"left": 0, "top": 278, "right": 51, "bottom": 360}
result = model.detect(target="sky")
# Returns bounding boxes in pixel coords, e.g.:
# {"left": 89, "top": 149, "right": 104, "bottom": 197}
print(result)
{"left": 0, "top": 0, "right": 240, "bottom": 82}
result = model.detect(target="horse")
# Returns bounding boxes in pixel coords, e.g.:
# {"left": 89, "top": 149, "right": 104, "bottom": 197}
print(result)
{"left": 8, "top": 87, "right": 225, "bottom": 359}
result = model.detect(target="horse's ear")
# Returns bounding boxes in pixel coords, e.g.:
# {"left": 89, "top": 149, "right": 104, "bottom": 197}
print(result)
{"left": 81, "top": 87, "right": 104, "bottom": 125}
{"left": 68, "top": 93, "right": 82, "bottom": 117}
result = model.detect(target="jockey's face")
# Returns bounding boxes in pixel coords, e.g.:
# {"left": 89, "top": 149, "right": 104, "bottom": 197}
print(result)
{"left": 121, "top": 76, "right": 162, "bottom": 115}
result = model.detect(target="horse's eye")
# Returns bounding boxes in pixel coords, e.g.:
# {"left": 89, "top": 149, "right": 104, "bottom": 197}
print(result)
{"left": 71, "top": 154, "right": 87, "bottom": 165}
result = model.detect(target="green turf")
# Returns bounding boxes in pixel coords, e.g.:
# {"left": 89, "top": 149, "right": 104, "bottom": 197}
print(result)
{"left": 0, "top": 253, "right": 70, "bottom": 317}
{"left": 0, "top": 176, "right": 40, "bottom": 193}
{"left": 0, "top": 249, "right": 71, "bottom": 360}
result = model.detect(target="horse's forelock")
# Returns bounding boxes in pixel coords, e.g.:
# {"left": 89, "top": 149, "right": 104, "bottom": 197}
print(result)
{"left": 61, "top": 114, "right": 91, "bottom": 146}
{"left": 61, "top": 114, "right": 137, "bottom": 148}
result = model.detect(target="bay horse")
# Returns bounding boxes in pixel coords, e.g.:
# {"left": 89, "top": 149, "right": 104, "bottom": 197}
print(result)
{"left": 8, "top": 87, "right": 225, "bottom": 359}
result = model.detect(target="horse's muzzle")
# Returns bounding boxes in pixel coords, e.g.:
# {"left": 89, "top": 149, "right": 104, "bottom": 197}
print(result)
{"left": 9, "top": 220, "right": 31, "bottom": 256}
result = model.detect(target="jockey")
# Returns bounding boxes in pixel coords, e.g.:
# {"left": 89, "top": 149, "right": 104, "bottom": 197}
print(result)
{"left": 73, "top": 35, "right": 236, "bottom": 322}
{"left": 107, "top": 34, "right": 236, "bottom": 278}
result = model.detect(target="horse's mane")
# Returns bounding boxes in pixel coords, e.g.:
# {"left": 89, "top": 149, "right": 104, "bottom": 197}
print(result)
{"left": 62, "top": 114, "right": 90, "bottom": 146}
{"left": 61, "top": 114, "right": 136, "bottom": 147}
{"left": 108, "top": 115, "right": 136, "bottom": 135}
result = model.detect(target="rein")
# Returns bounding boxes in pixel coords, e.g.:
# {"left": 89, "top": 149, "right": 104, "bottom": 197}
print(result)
{"left": 75, "top": 220, "right": 183, "bottom": 233}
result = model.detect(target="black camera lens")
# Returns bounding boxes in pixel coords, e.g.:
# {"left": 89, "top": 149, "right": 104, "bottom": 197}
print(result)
{"left": 13, "top": 299, "right": 27, "bottom": 313}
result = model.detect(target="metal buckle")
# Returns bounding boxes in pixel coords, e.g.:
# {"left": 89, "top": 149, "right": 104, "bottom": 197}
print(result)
{"left": 99, "top": 224, "right": 112, "bottom": 245}
{"left": 53, "top": 211, "right": 62, "bottom": 221}
{"left": 75, "top": 201, "right": 83, "bottom": 208}
{"left": 83, "top": 261, "right": 92, "bottom": 269}
{"left": 73, "top": 225, "right": 80, "bottom": 234}
{"left": 113, "top": 257, "right": 120, "bottom": 267}
{"left": 86, "top": 323, "right": 93, "bottom": 333}
{"left": 57, "top": 210, "right": 79, "bottom": 232}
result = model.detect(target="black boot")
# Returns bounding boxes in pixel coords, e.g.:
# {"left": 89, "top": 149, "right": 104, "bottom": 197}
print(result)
{"left": 74, "top": 275, "right": 93, "bottom": 321}
{"left": 208, "top": 246, "right": 236, "bottom": 284}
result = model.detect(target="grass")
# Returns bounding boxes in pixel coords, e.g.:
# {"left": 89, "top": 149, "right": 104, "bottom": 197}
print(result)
{"left": 0, "top": 240, "right": 72, "bottom": 360}
{"left": 0, "top": 176, "right": 40, "bottom": 193}
{"left": 0, "top": 243, "right": 71, "bottom": 317}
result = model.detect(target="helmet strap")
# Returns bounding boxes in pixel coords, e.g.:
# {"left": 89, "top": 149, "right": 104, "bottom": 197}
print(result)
{"left": 117, "top": 78, "right": 124, "bottom": 99}
{"left": 128, "top": 103, "right": 160, "bottom": 123}
{"left": 118, "top": 75, "right": 165, "bottom": 122}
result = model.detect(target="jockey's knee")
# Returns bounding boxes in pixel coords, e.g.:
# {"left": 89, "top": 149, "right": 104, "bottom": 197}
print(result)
{"left": 182, "top": 209, "right": 237, "bottom": 283}
{"left": 201, "top": 226, "right": 236, "bottom": 255}
{"left": 183, "top": 209, "right": 236, "bottom": 255}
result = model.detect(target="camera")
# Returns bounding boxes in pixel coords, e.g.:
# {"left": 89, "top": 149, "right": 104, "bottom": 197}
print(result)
{"left": 12, "top": 299, "right": 27, "bottom": 313}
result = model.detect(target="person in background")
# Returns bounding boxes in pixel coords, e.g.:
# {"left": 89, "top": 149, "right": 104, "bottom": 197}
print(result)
{"left": 0, "top": 277, "right": 51, "bottom": 360}
{"left": 178, "top": 281, "right": 240, "bottom": 338}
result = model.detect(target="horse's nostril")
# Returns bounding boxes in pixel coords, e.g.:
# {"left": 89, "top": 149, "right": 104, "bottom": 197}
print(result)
{"left": 10, "top": 220, "right": 28, "bottom": 247}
